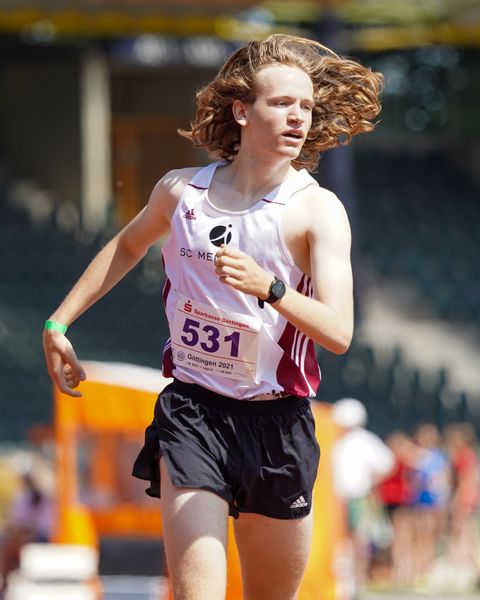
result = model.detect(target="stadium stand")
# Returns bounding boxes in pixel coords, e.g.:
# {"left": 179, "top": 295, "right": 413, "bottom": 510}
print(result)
{"left": 356, "top": 149, "right": 480, "bottom": 326}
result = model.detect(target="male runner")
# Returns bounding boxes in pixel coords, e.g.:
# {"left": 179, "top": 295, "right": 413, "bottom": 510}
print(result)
{"left": 43, "top": 34, "right": 382, "bottom": 600}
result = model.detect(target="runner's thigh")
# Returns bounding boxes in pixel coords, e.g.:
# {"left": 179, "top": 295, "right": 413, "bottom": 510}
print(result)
{"left": 160, "top": 459, "right": 229, "bottom": 600}
{"left": 233, "top": 510, "right": 313, "bottom": 600}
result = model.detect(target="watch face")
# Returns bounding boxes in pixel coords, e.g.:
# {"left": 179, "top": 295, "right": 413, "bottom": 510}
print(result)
{"left": 271, "top": 278, "right": 286, "bottom": 299}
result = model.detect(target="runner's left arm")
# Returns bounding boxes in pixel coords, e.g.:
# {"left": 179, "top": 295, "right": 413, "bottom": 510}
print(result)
{"left": 214, "top": 190, "right": 353, "bottom": 354}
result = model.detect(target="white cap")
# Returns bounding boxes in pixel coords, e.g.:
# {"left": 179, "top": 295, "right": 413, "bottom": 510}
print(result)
{"left": 331, "top": 398, "right": 367, "bottom": 428}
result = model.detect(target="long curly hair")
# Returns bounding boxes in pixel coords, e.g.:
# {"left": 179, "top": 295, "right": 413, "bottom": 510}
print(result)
{"left": 179, "top": 34, "right": 383, "bottom": 172}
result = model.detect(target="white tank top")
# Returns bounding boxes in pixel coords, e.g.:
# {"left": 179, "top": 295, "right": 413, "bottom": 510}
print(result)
{"left": 161, "top": 161, "right": 321, "bottom": 399}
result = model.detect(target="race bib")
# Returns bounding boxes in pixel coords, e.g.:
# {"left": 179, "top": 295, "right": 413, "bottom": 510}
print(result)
{"left": 171, "top": 295, "right": 261, "bottom": 382}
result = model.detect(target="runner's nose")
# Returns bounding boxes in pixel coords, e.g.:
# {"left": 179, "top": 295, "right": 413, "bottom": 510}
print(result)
{"left": 288, "top": 103, "right": 304, "bottom": 124}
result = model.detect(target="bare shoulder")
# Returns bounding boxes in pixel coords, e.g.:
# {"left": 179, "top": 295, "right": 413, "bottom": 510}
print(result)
{"left": 302, "top": 184, "right": 348, "bottom": 221}
{"left": 151, "top": 166, "right": 201, "bottom": 203}
{"left": 289, "top": 184, "right": 351, "bottom": 238}
{"left": 146, "top": 166, "right": 201, "bottom": 222}
{"left": 158, "top": 166, "right": 201, "bottom": 191}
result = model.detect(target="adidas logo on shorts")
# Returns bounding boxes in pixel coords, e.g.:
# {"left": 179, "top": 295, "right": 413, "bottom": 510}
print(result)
{"left": 290, "top": 495, "right": 308, "bottom": 509}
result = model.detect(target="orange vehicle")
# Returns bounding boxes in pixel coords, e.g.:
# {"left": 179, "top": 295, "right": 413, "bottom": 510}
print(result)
{"left": 54, "top": 361, "right": 351, "bottom": 599}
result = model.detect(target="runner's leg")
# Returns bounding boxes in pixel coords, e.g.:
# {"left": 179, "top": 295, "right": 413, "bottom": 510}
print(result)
{"left": 233, "top": 511, "right": 313, "bottom": 600}
{"left": 159, "top": 459, "right": 229, "bottom": 600}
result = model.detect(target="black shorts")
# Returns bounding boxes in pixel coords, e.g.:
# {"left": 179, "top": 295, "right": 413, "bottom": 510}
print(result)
{"left": 132, "top": 379, "right": 321, "bottom": 519}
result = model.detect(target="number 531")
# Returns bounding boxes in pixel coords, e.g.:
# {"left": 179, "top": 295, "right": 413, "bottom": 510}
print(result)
{"left": 181, "top": 318, "right": 240, "bottom": 357}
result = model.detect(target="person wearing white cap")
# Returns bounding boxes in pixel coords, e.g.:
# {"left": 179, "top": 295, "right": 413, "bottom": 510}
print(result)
{"left": 331, "top": 398, "right": 394, "bottom": 592}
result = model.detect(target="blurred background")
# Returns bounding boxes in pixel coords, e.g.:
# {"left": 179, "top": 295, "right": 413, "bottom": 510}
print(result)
{"left": 0, "top": 1, "right": 480, "bottom": 599}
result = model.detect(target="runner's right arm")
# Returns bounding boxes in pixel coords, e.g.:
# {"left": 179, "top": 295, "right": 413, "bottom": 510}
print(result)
{"left": 43, "top": 168, "right": 195, "bottom": 397}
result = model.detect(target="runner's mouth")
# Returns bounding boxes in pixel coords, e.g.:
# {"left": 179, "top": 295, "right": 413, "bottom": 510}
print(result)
{"left": 282, "top": 131, "right": 304, "bottom": 140}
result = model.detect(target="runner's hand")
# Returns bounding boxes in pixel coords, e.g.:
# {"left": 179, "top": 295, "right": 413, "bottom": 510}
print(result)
{"left": 214, "top": 245, "right": 272, "bottom": 300}
{"left": 43, "top": 330, "right": 86, "bottom": 397}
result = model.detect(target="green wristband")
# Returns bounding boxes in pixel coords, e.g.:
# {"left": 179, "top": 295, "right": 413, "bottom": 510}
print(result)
{"left": 44, "top": 320, "right": 68, "bottom": 334}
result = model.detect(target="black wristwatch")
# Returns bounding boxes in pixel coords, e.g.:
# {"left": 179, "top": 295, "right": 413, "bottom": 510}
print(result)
{"left": 258, "top": 276, "right": 286, "bottom": 308}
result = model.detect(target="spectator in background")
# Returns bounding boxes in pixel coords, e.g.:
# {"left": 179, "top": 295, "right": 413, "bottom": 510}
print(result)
{"left": 7, "top": 472, "right": 54, "bottom": 544}
{"left": 0, "top": 456, "right": 55, "bottom": 597}
{"left": 331, "top": 398, "right": 394, "bottom": 590}
{"left": 444, "top": 422, "right": 480, "bottom": 579}
{"left": 409, "top": 423, "right": 451, "bottom": 584}
{"left": 377, "top": 431, "right": 416, "bottom": 588}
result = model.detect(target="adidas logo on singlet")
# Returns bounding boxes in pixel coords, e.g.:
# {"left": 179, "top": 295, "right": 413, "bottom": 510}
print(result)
{"left": 183, "top": 208, "right": 196, "bottom": 220}
{"left": 290, "top": 495, "right": 308, "bottom": 509}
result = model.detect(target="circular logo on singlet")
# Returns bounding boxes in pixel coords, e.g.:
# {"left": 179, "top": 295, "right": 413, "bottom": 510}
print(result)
{"left": 209, "top": 224, "right": 233, "bottom": 247}
{"left": 176, "top": 351, "right": 185, "bottom": 362}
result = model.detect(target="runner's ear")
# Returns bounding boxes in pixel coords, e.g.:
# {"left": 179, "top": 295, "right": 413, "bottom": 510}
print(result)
{"left": 232, "top": 100, "right": 247, "bottom": 126}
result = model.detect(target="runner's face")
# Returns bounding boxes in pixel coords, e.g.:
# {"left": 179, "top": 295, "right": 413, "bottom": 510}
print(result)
{"left": 239, "top": 64, "right": 314, "bottom": 161}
